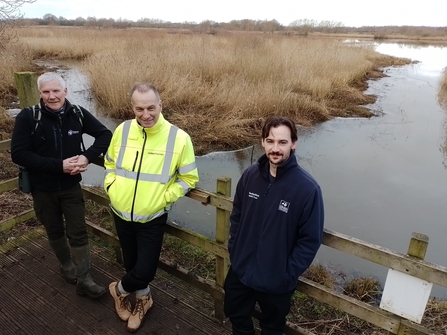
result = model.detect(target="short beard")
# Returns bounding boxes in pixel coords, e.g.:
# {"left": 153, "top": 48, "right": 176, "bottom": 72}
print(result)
{"left": 267, "top": 153, "right": 286, "bottom": 166}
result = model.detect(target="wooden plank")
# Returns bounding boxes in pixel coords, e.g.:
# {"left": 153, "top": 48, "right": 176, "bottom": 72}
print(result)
{"left": 0, "top": 178, "right": 19, "bottom": 195}
{"left": 85, "top": 220, "right": 120, "bottom": 248}
{"left": 214, "top": 177, "right": 231, "bottom": 321}
{"left": 157, "top": 258, "right": 224, "bottom": 300}
{"left": 0, "top": 209, "right": 35, "bottom": 232}
{"left": 82, "top": 186, "right": 110, "bottom": 207}
{"left": 0, "top": 139, "right": 11, "bottom": 151}
{"left": 186, "top": 189, "right": 210, "bottom": 204}
{"left": 323, "top": 229, "right": 447, "bottom": 287}
{"left": 82, "top": 185, "right": 227, "bottom": 212}
{"left": 398, "top": 320, "right": 442, "bottom": 335}
{"left": 189, "top": 188, "right": 233, "bottom": 212}
{"left": 296, "top": 277, "right": 400, "bottom": 333}
{"left": 165, "top": 222, "right": 228, "bottom": 258}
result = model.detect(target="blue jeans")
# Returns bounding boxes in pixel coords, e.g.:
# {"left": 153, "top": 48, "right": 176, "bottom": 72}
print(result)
{"left": 224, "top": 266, "right": 294, "bottom": 335}
{"left": 112, "top": 211, "right": 167, "bottom": 293}
{"left": 32, "top": 183, "right": 88, "bottom": 247}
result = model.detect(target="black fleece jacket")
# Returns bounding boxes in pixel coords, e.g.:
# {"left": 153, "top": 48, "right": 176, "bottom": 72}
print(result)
{"left": 11, "top": 99, "right": 112, "bottom": 192}
{"left": 228, "top": 153, "right": 324, "bottom": 294}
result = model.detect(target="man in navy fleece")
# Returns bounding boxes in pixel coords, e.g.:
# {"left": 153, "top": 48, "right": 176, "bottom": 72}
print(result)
{"left": 224, "top": 116, "right": 324, "bottom": 335}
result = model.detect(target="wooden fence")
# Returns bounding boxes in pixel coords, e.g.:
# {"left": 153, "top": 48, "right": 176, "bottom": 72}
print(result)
{"left": 1, "top": 136, "right": 446, "bottom": 335}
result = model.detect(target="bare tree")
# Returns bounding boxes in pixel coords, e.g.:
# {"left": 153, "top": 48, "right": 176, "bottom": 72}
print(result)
{"left": 0, "top": 0, "right": 37, "bottom": 48}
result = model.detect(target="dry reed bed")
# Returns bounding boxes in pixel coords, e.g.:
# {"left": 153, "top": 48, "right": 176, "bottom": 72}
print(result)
{"left": 0, "top": 44, "right": 33, "bottom": 104}
{"left": 12, "top": 27, "right": 410, "bottom": 154}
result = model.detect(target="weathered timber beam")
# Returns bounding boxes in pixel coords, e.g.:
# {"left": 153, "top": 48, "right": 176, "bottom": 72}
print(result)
{"left": 0, "top": 178, "right": 18, "bottom": 194}
{"left": 82, "top": 186, "right": 109, "bottom": 207}
{"left": 82, "top": 185, "right": 229, "bottom": 213}
{"left": 0, "top": 209, "right": 35, "bottom": 233}
{"left": 85, "top": 220, "right": 120, "bottom": 248}
{"left": 399, "top": 320, "right": 442, "bottom": 335}
{"left": 297, "top": 277, "right": 399, "bottom": 333}
{"left": 186, "top": 188, "right": 210, "bottom": 204}
{"left": 189, "top": 187, "right": 232, "bottom": 211}
{"left": 157, "top": 258, "right": 224, "bottom": 300}
{"left": 323, "top": 229, "right": 447, "bottom": 287}
{"left": 297, "top": 277, "right": 443, "bottom": 335}
{"left": 165, "top": 221, "right": 228, "bottom": 258}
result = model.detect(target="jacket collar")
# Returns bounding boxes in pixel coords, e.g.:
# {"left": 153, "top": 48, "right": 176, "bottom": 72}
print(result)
{"left": 257, "top": 152, "right": 298, "bottom": 180}
{"left": 134, "top": 113, "right": 166, "bottom": 134}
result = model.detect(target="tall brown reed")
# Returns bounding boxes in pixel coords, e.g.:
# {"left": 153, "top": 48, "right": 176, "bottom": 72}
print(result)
{"left": 0, "top": 43, "right": 33, "bottom": 103}
{"left": 13, "top": 27, "right": 398, "bottom": 154}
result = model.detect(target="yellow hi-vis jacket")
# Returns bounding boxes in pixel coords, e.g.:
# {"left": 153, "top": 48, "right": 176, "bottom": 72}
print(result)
{"left": 104, "top": 114, "right": 199, "bottom": 223}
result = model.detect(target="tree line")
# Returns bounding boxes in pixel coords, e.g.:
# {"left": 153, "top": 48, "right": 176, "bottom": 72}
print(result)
{"left": 15, "top": 14, "right": 447, "bottom": 37}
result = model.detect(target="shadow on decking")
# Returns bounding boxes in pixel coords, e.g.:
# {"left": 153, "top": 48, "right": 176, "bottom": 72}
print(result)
{"left": 0, "top": 228, "right": 232, "bottom": 335}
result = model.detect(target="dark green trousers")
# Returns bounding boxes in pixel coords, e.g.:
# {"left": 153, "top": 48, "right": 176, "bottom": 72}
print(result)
{"left": 32, "top": 183, "right": 88, "bottom": 247}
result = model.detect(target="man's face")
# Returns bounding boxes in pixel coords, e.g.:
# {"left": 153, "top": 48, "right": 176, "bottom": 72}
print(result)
{"left": 132, "top": 90, "right": 162, "bottom": 128}
{"left": 261, "top": 125, "right": 297, "bottom": 166}
{"left": 39, "top": 79, "right": 67, "bottom": 111}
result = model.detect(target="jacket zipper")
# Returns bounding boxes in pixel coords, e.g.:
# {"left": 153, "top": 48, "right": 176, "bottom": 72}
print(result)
{"left": 55, "top": 119, "right": 64, "bottom": 190}
{"left": 248, "top": 180, "right": 272, "bottom": 283}
{"left": 130, "top": 130, "right": 147, "bottom": 221}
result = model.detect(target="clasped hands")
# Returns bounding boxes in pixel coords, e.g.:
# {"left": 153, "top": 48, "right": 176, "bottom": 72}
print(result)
{"left": 63, "top": 155, "right": 89, "bottom": 175}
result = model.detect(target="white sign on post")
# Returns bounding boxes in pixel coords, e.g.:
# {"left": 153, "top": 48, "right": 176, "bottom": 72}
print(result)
{"left": 379, "top": 268, "right": 433, "bottom": 323}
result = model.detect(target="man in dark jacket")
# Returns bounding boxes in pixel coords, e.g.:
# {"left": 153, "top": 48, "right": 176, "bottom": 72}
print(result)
{"left": 224, "top": 116, "right": 324, "bottom": 335}
{"left": 11, "top": 72, "right": 112, "bottom": 299}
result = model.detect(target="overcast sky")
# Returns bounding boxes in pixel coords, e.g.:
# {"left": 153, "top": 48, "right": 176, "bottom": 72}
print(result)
{"left": 20, "top": 0, "right": 447, "bottom": 27}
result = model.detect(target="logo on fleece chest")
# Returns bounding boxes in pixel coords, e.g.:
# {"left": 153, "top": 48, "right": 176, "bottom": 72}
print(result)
{"left": 278, "top": 200, "right": 290, "bottom": 214}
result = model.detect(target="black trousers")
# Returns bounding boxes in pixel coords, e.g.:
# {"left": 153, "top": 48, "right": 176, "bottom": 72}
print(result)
{"left": 224, "top": 266, "right": 294, "bottom": 335}
{"left": 113, "top": 212, "right": 167, "bottom": 293}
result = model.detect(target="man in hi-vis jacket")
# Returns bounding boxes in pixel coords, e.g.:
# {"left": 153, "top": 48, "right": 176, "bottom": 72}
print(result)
{"left": 104, "top": 82, "right": 199, "bottom": 333}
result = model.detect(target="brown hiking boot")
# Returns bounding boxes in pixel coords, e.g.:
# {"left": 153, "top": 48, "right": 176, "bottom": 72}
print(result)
{"left": 126, "top": 294, "right": 153, "bottom": 333}
{"left": 109, "top": 282, "right": 132, "bottom": 321}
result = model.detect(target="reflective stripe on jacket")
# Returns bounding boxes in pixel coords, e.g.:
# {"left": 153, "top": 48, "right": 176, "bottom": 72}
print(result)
{"left": 104, "top": 114, "right": 198, "bottom": 223}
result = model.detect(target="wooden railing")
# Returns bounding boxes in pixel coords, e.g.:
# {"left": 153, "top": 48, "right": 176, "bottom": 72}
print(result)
{"left": 1, "top": 137, "right": 446, "bottom": 335}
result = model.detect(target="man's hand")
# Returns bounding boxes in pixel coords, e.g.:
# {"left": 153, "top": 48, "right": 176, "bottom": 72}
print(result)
{"left": 63, "top": 155, "right": 89, "bottom": 175}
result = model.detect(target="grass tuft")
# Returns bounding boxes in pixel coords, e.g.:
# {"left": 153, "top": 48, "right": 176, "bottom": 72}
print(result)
{"left": 343, "top": 277, "right": 381, "bottom": 303}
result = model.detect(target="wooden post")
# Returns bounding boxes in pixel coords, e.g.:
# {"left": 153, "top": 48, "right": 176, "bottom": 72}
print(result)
{"left": 14, "top": 72, "right": 40, "bottom": 108}
{"left": 389, "top": 232, "right": 429, "bottom": 335}
{"left": 406, "top": 232, "right": 428, "bottom": 260}
{"left": 214, "top": 176, "right": 231, "bottom": 322}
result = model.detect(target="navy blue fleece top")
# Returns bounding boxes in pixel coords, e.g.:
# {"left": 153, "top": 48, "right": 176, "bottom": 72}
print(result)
{"left": 228, "top": 153, "right": 324, "bottom": 293}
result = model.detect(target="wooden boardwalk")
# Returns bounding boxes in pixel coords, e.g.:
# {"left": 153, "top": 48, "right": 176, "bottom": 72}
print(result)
{"left": 0, "top": 228, "right": 232, "bottom": 335}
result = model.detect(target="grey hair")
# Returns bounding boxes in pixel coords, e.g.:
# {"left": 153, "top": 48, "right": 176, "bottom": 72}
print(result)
{"left": 37, "top": 72, "right": 66, "bottom": 91}
{"left": 130, "top": 82, "right": 160, "bottom": 102}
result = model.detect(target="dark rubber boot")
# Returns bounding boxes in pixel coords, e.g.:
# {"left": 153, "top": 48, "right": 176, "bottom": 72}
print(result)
{"left": 48, "top": 236, "right": 76, "bottom": 284}
{"left": 71, "top": 244, "right": 106, "bottom": 299}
